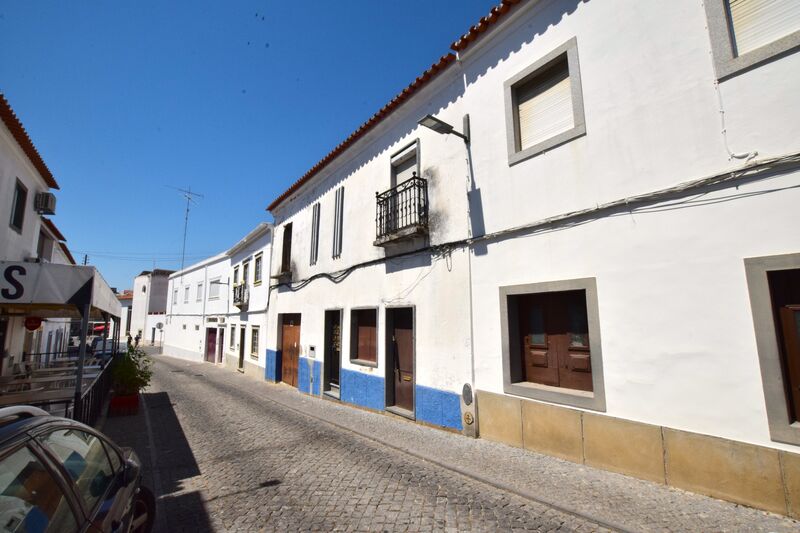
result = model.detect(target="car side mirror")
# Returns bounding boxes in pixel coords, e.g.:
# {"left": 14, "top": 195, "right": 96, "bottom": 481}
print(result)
{"left": 122, "top": 458, "right": 141, "bottom": 486}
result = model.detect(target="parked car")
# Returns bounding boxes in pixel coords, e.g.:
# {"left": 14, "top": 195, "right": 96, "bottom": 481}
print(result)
{"left": 0, "top": 406, "right": 154, "bottom": 532}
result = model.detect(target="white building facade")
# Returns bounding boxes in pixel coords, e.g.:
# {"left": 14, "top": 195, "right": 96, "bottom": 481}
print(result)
{"left": 262, "top": 0, "right": 800, "bottom": 516}
{"left": 130, "top": 269, "right": 173, "bottom": 345}
{"left": 163, "top": 223, "right": 272, "bottom": 377}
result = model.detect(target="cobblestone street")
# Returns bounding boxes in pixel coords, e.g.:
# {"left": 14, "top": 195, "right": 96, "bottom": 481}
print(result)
{"left": 103, "top": 354, "right": 800, "bottom": 532}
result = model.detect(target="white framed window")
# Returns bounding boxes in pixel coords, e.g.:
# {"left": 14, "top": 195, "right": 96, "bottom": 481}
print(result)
{"left": 254, "top": 254, "right": 263, "bottom": 284}
{"left": 196, "top": 282, "right": 203, "bottom": 302}
{"left": 172, "top": 289, "right": 178, "bottom": 305}
{"left": 705, "top": 0, "right": 800, "bottom": 79}
{"left": 504, "top": 37, "right": 585, "bottom": 166}
{"left": 208, "top": 277, "right": 221, "bottom": 300}
{"left": 183, "top": 286, "right": 189, "bottom": 303}
{"left": 250, "top": 326, "right": 260, "bottom": 358}
{"left": 242, "top": 260, "right": 250, "bottom": 285}
{"left": 310, "top": 203, "right": 320, "bottom": 265}
{"left": 332, "top": 187, "right": 344, "bottom": 259}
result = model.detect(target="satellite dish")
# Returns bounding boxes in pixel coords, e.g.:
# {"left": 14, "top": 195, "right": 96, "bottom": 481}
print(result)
{"left": 156, "top": 322, "right": 164, "bottom": 330}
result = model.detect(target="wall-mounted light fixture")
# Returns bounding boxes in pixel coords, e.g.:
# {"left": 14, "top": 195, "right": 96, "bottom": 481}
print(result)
{"left": 418, "top": 114, "right": 470, "bottom": 144}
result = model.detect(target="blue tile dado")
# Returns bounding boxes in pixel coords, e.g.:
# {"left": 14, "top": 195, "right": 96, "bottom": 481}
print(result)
{"left": 298, "top": 357, "right": 322, "bottom": 395}
{"left": 340, "top": 368, "right": 384, "bottom": 411}
{"left": 265, "top": 349, "right": 280, "bottom": 382}
{"left": 415, "top": 385, "right": 463, "bottom": 430}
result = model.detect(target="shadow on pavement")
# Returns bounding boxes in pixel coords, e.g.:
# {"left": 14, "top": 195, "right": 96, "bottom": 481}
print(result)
{"left": 102, "top": 391, "right": 213, "bottom": 532}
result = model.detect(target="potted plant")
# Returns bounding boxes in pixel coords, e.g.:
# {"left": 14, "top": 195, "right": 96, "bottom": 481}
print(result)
{"left": 108, "top": 346, "right": 153, "bottom": 416}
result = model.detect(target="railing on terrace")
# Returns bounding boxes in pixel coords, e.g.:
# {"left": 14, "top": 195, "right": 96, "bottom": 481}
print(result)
{"left": 233, "top": 283, "right": 249, "bottom": 307}
{"left": 375, "top": 174, "right": 429, "bottom": 244}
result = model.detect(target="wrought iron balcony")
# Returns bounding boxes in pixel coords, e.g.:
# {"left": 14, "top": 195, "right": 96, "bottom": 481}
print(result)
{"left": 374, "top": 174, "right": 429, "bottom": 246}
{"left": 233, "top": 283, "right": 249, "bottom": 308}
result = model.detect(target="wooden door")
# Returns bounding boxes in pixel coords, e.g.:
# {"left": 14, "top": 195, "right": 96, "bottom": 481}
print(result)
{"left": 324, "top": 311, "right": 341, "bottom": 390}
{"left": 519, "top": 290, "right": 593, "bottom": 392}
{"left": 238, "top": 326, "right": 246, "bottom": 369}
{"left": 389, "top": 308, "right": 414, "bottom": 411}
{"left": 205, "top": 328, "right": 216, "bottom": 363}
{"left": 217, "top": 329, "right": 225, "bottom": 363}
{"left": 780, "top": 305, "right": 800, "bottom": 420}
{"left": 281, "top": 314, "right": 301, "bottom": 387}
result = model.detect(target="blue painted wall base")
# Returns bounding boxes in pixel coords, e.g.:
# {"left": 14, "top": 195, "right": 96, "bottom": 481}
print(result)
{"left": 298, "top": 357, "right": 322, "bottom": 395}
{"left": 340, "top": 368, "right": 385, "bottom": 411}
{"left": 415, "top": 385, "right": 462, "bottom": 430}
{"left": 265, "top": 349, "right": 280, "bottom": 382}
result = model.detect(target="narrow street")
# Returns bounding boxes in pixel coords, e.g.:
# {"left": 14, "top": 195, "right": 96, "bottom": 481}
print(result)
{"left": 103, "top": 354, "right": 799, "bottom": 532}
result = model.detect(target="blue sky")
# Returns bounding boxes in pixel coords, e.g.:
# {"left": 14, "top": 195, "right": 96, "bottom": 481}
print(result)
{"left": 0, "top": 0, "right": 496, "bottom": 289}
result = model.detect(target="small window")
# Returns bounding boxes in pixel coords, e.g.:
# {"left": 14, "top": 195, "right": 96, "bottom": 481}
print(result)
{"left": 350, "top": 309, "right": 377, "bottom": 365}
{"left": 500, "top": 278, "right": 605, "bottom": 411}
{"left": 0, "top": 445, "right": 79, "bottom": 532}
{"left": 230, "top": 325, "right": 236, "bottom": 349}
{"left": 251, "top": 326, "right": 260, "bottom": 358}
{"left": 141, "top": 286, "right": 146, "bottom": 293}
{"left": 504, "top": 37, "right": 585, "bottom": 166}
{"left": 40, "top": 429, "right": 115, "bottom": 514}
{"left": 281, "top": 223, "right": 293, "bottom": 273}
{"left": 183, "top": 286, "right": 190, "bottom": 303}
{"left": 310, "top": 203, "right": 320, "bottom": 266}
{"left": 332, "top": 188, "right": 344, "bottom": 259}
{"left": 705, "top": 0, "right": 800, "bottom": 78}
{"left": 172, "top": 289, "right": 178, "bottom": 305}
{"left": 254, "top": 254, "right": 263, "bottom": 284}
{"left": 208, "top": 277, "right": 221, "bottom": 299}
{"left": 9, "top": 179, "right": 27, "bottom": 233}
{"left": 196, "top": 282, "right": 203, "bottom": 302}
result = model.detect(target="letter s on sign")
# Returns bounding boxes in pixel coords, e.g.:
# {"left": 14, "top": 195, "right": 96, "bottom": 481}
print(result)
{"left": 1, "top": 266, "right": 26, "bottom": 300}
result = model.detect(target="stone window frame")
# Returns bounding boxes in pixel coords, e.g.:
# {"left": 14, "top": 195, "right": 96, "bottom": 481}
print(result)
{"left": 499, "top": 277, "right": 606, "bottom": 411}
{"left": 744, "top": 252, "right": 800, "bottom": 445}
{"left": 503, "top": 36, "right": 586, "bottom": 166}
{"left": 704, "top": 0, "right": 800, "bottom": 80}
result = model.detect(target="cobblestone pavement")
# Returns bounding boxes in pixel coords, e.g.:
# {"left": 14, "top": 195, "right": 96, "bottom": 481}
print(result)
{"left": 104, "top": 354, "right": 800, "bottom": 532}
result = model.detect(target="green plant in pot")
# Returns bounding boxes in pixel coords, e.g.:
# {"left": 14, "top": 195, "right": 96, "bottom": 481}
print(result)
{"left": 109, "top": 347, "right": 153, "bottom": 416}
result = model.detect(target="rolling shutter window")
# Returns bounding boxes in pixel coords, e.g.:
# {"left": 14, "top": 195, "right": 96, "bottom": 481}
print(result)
{"left": 516, "top": 58, "right": 574, "bottom": 152}
{"left": 332, "top": 187, "right": 344, "bottom": 259}
{"left": 728, "top": 0, "right": 800, "bottom": 55}
{"left": 392, "top": 155, "right": 417, "bottom": 185}
{"left": 310, "top": 202, "right": 320, "bottom": 265}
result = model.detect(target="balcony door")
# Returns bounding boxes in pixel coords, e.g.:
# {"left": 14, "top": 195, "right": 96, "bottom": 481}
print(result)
{"left": 388, "top": 146, "right": 418, "bottom": 233}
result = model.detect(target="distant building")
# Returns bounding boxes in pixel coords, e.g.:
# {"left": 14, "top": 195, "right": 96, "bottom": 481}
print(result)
{"left": 162, "top": 223, "right": 272, "bottom": 376}
{"left": 130, "top": 269, "right": 174, "bottom": 345}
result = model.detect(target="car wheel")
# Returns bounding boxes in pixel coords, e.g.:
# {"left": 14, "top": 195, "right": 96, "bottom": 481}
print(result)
{"left": 129, "top": 486, "right": 155, "bottom": 533}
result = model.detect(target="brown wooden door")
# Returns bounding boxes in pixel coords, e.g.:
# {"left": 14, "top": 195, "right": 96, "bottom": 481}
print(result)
{"left": 239, "top": 326, "right": 246, "bottom": 369}
{"left": 780, "top": 305, "right": 800, "bottom": 420}
{"left": 519, "top": 290, "right": 593, "bottom": 392}
{"left": 217, "top": 328, "right": 225, "bottom": 363}
{"left": 389, "top": 308, "right": 414, "bottom": 411}
{"left": 205, "top": 328, "right": 216, "bottom": 363}
{"left": 281, "top": 314, "right": 301, "bottom": 387}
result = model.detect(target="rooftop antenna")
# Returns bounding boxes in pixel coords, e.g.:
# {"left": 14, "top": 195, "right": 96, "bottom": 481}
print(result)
{"left": 166, "top": 186, "right": 204, "bottom": 276}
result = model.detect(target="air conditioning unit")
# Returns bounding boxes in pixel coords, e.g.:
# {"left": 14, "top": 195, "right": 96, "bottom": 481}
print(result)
{"left": 34, "top": 192, "right": 56, "bottom": 215}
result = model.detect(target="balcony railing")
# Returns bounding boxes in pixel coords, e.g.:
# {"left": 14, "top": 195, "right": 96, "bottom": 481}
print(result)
{"left": 233, "top": 283, "right": 249, "bottom": 308}
{"left": 375, "top": 174, "right": 429, "bottom": 245}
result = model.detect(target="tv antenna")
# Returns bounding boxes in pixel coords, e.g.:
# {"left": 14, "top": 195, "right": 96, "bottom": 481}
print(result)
{"left": 166, "top": 186, "right": 204, "bottom": 274}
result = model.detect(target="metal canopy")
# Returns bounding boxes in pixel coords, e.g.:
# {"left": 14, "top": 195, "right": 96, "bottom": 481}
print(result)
{"left": 0, "top": 261, "right": 121, "bottom": 320}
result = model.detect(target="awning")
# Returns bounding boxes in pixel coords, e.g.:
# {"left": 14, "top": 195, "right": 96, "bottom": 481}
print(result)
{"left": 0, "top": 261, "right": 121, "bottom": 320}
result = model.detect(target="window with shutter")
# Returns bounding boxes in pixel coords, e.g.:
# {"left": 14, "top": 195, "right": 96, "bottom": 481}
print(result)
{"left": 332, "top": 187, "right": 344, "bottom": 259}
{"left": 705, "top": 0, "right": 800, "bottom": 78}
{"left": 310, "top": 202, "right": 320, "bottom": 265}
{"left": 504, "top": 38, "right": 585, "bottom": 165}
{"left": 350, "top": 309, "right": 377, "bottom": 364}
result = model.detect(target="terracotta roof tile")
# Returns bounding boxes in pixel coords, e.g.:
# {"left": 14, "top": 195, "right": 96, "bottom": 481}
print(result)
{"left": 0, "top": 93, "right": 59, "bottom": 190}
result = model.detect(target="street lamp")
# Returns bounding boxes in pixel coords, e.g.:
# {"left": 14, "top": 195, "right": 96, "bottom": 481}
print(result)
{"left": 418, "top": 114, "right": 470, "bottom": 144}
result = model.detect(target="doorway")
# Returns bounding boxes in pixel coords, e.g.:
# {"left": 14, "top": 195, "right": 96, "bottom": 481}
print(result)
{"left": 323, "top": 310, "right": 342, "bottom": 398}
{"left": 205, "top": 328, "right": 217, "bottom": 363}
{"left": 280, "top": 314, "right": 301, "bottom": 387}
{"left": 217, "top": 328, "right": 225, "bottom": 363}
{"left": 238, "top": 326, "right": 246, "bottom": 370}
{"left": 386, "top": 307, "right": 414, "bottom": 416}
